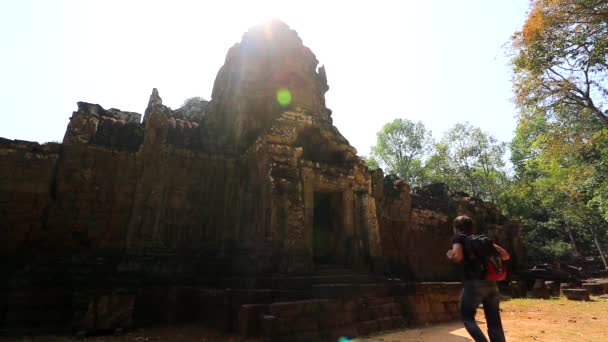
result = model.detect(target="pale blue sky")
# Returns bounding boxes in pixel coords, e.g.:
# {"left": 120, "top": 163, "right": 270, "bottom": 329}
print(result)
{"left": 0, "top": 0, "right": 528, "bottom": 156}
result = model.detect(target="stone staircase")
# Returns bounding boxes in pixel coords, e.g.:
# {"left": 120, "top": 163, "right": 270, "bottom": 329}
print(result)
{"left": 2, "top": 260, "right": 460, "bottom": 340}
{"left": 251, "top": 294, "right": 409, "bottom": 340}
{"left": 212, "top": 265, "right": 417, "bottom": 340}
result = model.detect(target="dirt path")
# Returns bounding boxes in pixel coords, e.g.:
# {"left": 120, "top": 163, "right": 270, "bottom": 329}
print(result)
{"left": 365, "top": 295, "right": 608, "bottom": 342}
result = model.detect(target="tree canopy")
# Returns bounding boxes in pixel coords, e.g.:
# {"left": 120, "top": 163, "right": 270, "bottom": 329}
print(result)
{"left": 368, "top": 119, "right": 507, "bottom": 202}
{"left": 369, "top": 118, "right": 433, "bottom": 187}
{"left": 437, "top": 123, "right": 507, "bottom": 201}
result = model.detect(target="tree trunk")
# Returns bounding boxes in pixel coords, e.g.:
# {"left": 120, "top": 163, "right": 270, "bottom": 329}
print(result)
{"left": 592, "top": 233, "right": 608, "bottom": 270}
{"left": 566, "top": 226, "right": 582, "bottom": 258}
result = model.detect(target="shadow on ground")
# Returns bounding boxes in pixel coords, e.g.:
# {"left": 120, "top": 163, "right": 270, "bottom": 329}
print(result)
{"left": 363, "top": 322, "right": 472, "bottom": 341}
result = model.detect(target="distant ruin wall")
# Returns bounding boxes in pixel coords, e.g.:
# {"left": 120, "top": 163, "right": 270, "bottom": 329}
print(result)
{"left": 372, "top": 170, "right": 526, "bottom": 281}
{"left": 404, "top": 208, "right": 457, "bottom": 281}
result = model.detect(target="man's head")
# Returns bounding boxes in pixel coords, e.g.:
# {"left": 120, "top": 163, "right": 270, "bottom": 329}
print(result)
{"left": 453, "top": 215, "right": 473, "bottom": 235}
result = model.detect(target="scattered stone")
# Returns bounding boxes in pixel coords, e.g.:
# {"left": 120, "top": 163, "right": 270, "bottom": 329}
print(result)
{"left": 582, "top": 282, "right": 607, "bottom": 296}
{"left": 562, "top": 289, "right": 590, "bottom": 301}
{"left": 510, "top": 281, "right": 527, "bottom": 298}
{"left": 545, "top": 281, "right": 560, "bottom": 297}
{"left": 529, "top": 279, "right": 551, "bottom": 299}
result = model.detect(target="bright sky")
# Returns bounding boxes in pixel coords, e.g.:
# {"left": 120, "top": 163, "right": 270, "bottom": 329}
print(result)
{"left": 0, "top": 0, "right": 529, "bottom": 157}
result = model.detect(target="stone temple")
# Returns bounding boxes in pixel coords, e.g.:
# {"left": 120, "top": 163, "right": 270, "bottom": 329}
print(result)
{"left": 0, "top": 21, "right": 525, "bottom": 340}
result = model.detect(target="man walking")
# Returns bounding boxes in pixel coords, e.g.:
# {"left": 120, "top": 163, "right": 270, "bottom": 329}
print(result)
{"left": 446, "top": 215, "right": 510, "bottom": 342}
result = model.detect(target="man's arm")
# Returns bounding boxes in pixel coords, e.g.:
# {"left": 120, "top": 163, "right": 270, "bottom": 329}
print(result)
{"left": 494, "top": 243, "right": 510, "bottom": 261}
{"left": 446, "top": 243, "right": 464, "bottom": 263}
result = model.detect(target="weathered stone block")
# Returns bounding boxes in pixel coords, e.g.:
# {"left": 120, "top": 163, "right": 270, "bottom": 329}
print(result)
{"left": 356, "top": 319, "right": 379, "bottom": 336}
{"left": 377, "top": 316, "right": 394, "bottom": 330}
{"left": 582, "top": 282, "right": 606, "bottom": 295}
{"left": 168, "top": 286, "right": 201, "bottom": 323}
{"left": 562, "top": 289, "right": 590, "bottom": 301}
{"left": 269, "top": 299, "right": 329, "bottom": 318}
{"left": 80, "top": 291, "right": 134, "bottom": 332}
{"left": 430, "top": 301, "right": 447, "bottom": 315}
{"left": 529, "top": 279, "right": 550, "bottom": 299}
{"left": 545, "top": 281, "right": 561, "bottom": 297}
{"left": 276, "top": 317, "right": 319, "bottom": 334}
{"left": 509, "top": 281, "right": 527, "bottom": 298}
{"left": 261, "top": 314, "right": 277, "bottom": 337}
{"left": 414, "top": 295, "right": 431, "bottom": 314}
{"left": 238, "top": 304, "right": 267, "bottom": 337}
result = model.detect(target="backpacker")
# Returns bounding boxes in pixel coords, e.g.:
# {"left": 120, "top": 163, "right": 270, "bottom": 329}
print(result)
{"left": 464, "top": 235, "right": 507, "bottom": 281}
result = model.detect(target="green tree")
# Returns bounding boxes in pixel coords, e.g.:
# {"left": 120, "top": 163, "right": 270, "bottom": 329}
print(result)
{"left": 425, "top": 142, "right": 459, "bottom": 191}
{"left": 430, "top": 122, "right": 507, "bottom": 201}
{"left": 585, "top": 130, "right": 608, "bottom": 222}
{"left": 498, "top": 105, "right": 608, "bottom": 264}
{"left": 370, "top": 118, "right": 433, "bottom": 187}
{"left": 362, "top": 155, "right": 381, "bottom": 170}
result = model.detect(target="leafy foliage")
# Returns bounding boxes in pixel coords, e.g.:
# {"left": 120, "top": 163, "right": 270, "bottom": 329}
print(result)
{"left": 506, "top": 0, "right": 608, "bottom": 263}
{"left": 497, "top": 102, "right": 608, "bottom": 262}
{"left": 369, "top": 119, "right": 507, "bottom": 201}
{"left": 433, "top": 123, "right": 507, "bottom": 201}
{"left": 362, "top": 155, "right": 381, "bottom": 170}
{"left": 369, "top": 118, "right": 433, "bottom": 187}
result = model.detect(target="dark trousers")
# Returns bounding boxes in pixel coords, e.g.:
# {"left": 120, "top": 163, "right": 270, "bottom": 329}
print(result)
{"left": 459, "top": 280, "right": 506, "bottom": 342}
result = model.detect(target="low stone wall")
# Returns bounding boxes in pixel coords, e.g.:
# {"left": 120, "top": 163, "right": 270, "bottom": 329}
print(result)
{"left": 402, "top": 282, "right": 461, "bottom": 325}
{"left": 241, "top": 282, "right": 461, "bottom": 339}
{"left": 3, "top": 280, "right": 460, "bottom": 338}
{"left": 188, "top": 282, "right": 461, "bottom": 339}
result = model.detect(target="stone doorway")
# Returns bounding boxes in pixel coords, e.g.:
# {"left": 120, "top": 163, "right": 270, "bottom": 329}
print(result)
{"left": 313, "top": 191, "right": 343, "bottom": 265}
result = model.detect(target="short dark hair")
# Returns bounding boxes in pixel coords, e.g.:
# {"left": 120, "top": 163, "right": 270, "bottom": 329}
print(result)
{"left": 453, "top": 215, "right": 473, "bottom": 235}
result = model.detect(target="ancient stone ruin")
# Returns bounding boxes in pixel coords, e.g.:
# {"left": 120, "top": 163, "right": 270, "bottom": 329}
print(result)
{"left": 0, "top": 21, "right": 525, "bottom": 340}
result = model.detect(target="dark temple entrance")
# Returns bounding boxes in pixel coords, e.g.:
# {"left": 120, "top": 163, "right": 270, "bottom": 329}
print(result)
{"left": 313, "top": 191, "right": 343, "bottom": 265}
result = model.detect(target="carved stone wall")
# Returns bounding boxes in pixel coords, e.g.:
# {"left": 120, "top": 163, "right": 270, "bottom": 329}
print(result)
{"left": 239, "top": 108, "right": 380, "bottom": 274}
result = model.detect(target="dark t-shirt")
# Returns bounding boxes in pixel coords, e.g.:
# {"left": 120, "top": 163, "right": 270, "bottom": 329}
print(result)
{"left": 451, "top": 234, "right": 480, "bottom": 281}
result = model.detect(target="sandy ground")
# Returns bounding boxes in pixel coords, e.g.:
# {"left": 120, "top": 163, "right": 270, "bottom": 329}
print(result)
{"left": 364, "top": 295, "right": 608, "bottom": 342}
{"left": 5, "top": 295, "right": 608, "bottom": 342}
